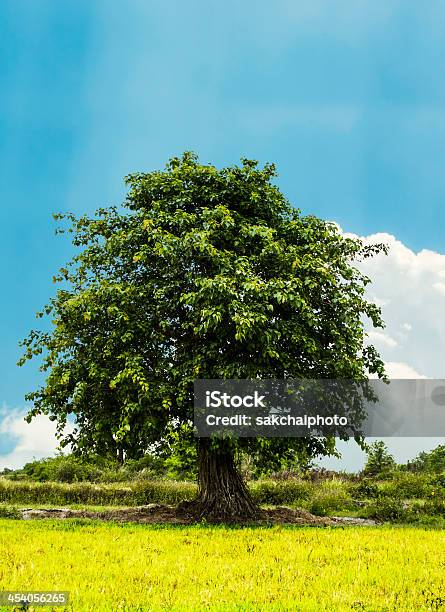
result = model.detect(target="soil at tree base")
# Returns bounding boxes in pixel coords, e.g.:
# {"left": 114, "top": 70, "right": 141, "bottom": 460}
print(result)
{"left": 18, "top": 504, "right": 377, "bottom": 526}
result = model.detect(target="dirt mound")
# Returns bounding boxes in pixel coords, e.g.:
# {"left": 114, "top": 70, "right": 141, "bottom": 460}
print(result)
{"left": 20, "top": 505, "right": 376, "bottom": 526}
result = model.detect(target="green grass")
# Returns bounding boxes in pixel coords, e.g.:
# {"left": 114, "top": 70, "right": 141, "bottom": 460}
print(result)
{"left": 0, "top": 477, "right": 197, "bottom": 506}
{"left": 1, "top": 520, "right": 444, "bottom": 611}
{"left": 1, "top": 476, "right": 444, "bottom": 523}
{"left": 0, "top": 477, "right": 349, "bottom": 508}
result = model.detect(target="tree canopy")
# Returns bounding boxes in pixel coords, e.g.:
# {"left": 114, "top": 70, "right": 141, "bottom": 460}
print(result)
{"left": 20, "top": 152, "right": 387, "bottom": 519}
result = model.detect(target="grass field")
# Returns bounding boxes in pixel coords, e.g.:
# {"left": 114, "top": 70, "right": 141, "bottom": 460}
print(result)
{"left": 1, "top": 520, "right": 444, "bottom": 611}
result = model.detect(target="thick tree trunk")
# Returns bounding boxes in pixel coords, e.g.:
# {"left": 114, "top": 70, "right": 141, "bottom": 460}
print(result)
{"left": 182, "top": 439, "right": 261, "bottom": 522}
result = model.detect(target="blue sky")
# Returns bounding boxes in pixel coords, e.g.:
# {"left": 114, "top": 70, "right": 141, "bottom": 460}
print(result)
{"left": 1, "top": 1, "right": 445, "bottom": 469}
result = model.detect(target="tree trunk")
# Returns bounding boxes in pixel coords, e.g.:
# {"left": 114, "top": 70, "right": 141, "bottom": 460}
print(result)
{"left": 182, "top": 439, "right": 261, "bottom": 522}
{"left": 117, "top": 446, "right": 124, "bottom": 465}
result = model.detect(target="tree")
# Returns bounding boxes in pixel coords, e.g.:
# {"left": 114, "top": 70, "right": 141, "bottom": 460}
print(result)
{"left": 407, "top": 444, "right": 445, "bottom": 473}
{"left": 363, "top": 441, "right": 396, "bottom": 477}
{"left": 20, "top": 152, "right": 387, "bottom": 521}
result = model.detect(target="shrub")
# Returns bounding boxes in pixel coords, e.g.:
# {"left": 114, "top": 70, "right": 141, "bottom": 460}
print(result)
{"left": 380, "top": 472, "right": 430, "bottom": 499}
{"left": 309, "top": 480, "right": 354, "bottom": 516}
{"left": 0, "top": 478, "right": 197, "bottom": 506}
{"left": 19, "top": 455, "right": 116, "bottom": 483}
{"left": 366, "top": 498, "right": 407, "bottom": 522}
{"left": 250, "top": 480, "right": 312, "bottom": 505}
{"left": 429, "top": 473, "right": 445, "bottom": 489}
{"left": 423, "top": 499, "right": 445, "bottom": 517}
{"left": 351, "top": 480, "right": 380, "bottom": 499}
{"left": 9, "top": 451, "right": 198, "bottom": 484}
{"left": 0, "top": 505, "right": 21, "bottom": 519}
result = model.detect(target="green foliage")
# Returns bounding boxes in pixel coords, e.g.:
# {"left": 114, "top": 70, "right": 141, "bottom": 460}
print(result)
{"left": 365, "top": 496, "right": 445, "bottom": 524}
{"left": 6, "top": 451, "right": 197, "bottom": 484}
{"left": 19, "top": 152, "right": 387, "bottom": 470}
{"left": 116, "top": 454, "right": 169, "bottom": 479}
{"left": 0, "top": 505, "right": 21, "bottom": 519}
{"left": 159, "top": 423, "right": 198, "bottom": 480}
{"left": 0, "top": 478, "right": 196, "bottom": 506}
{"left": 363, "top": 441, "right": 396, "bottom": 478}
{"left": 19, "top": 454, "right": 115, "bottom": 483}
{"left": 406, "top": 444, "right": 445, "bottom": 474}
{"left": 250, "top": 479, "right": 312, "bottom": 505}
{"left": 309, "top": 479, "right": 354, "bottom": 516}
{"left": 379, "top": 472, "right": 433, "bottom": 499}
{"left": 430, "top": 473, "right": 445, "bottom": 488}
{"left": 366, "top": 497, "right": 407, "bottom": 521}
{"left": 351, "top": 479, "right": 380, "bottom": 499}
{"left": 422, "top": 498, "right": 445, "bottom": 517}
{"left": 244, "top": 443, "right": 319, "bottom": 479}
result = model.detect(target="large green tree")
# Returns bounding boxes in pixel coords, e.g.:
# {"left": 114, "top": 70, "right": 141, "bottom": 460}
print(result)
{"left": 20, "top": 153, "right": 387, "bottom": 520}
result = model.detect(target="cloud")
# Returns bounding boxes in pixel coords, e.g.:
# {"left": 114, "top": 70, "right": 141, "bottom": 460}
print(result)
{"left": 0, "top": 405, "right": 72, "bottom": 470}
{"left": 383, "top": 362, "right": 427, "bottom": 379}
{"left": 347, "top": 231, "right": 445, "bottom": 378}
{"left": 367, "top": 331, "right": 398, "bottom": 349}
{"left": 321, "top": 228, "right": 445, "bottom": 472}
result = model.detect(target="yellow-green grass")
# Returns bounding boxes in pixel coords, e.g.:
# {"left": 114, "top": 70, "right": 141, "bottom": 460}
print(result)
{"left": 1, "top": 521, "right": 444, "bottom": 611}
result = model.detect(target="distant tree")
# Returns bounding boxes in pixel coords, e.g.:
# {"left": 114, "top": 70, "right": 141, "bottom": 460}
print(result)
{"left": 19, "top": 153, "right": 387, "bottom": 520}
{"left": 363, "top": 441, "right": 396, "bottom": 477}
{"left": 407, "top": 444, "right": 445, "bottom": 473}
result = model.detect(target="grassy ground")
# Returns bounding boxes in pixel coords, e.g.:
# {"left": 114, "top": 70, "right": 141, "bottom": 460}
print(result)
{"left": 1, "top": 476, "right": 444, "bottom": 524}
{"left": 1, "top": 520, "right": 444, "bottom": 611}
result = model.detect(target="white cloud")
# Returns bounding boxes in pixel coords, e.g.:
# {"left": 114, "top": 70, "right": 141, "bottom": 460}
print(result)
{"left": 433, "top": 281, "right": 445, "bottom": 296}
{"left": 322, "top": 229, "right": 445, "bottom": 472}
{"left": 345, "top": 231, "right": 445, "bottom": 378}
{"left": 383, "top": 362, "right": 427, "bottom": 379}
{"left": 367, "top": 330, "right": 398, "bottom": 349}
{"left": 0, "top": 406, "right": 72, "bottom": 470}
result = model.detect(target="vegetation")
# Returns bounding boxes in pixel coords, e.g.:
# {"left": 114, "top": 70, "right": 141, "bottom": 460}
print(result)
{"left": 0, "top": 444, "right": 443, "bottom": 610}
{"left": 1, "top": 448, "right": 444, "bottom": 525}
{"left": 1, "top": 452, "right": 195, "bottom": 484}
{"left": 363, "top": 440, "right": 396, "bottom": 478}
{"left": 19, "top": 153, "right": 388, "bottom": 521}
{"left": 1, "top": 520, "right": 444, "bottom": 611}
{"left": 404, "top": 443, "right": 445, "bottom": 474}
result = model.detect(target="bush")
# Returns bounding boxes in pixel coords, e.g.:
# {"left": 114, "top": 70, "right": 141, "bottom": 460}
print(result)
{"left": 430, "top": 473, "right": 445, "bottom": 489}
{"left": 309, "top": 480, "right": 355, "bottom": 516}
{"left": 423, "top": 499, "right": 445, "bottom": 517}
{"left": 379, "top": 472, "right": 431, "bottom": 499}
{"left": 250, "top": 480, "right": 312, "bottom": 505}
{"left": 19, "top": 455, "right": 117, "bottom": 483}
{"left": 351, "top": 480, "right": 380, "bottom": 499}
{"left": 0, "top": 505, "right": 21, "bottom": 519}
{"left": 8, "top": 451, "right": 198, "bottom": 484}
{"left": 366, "top": 498, "right": 408, "bottom": 522}
{"left": 406, "top": 445, "right": 445, "bottom": 473}
{"left": 0, "top": 478, "right": 197, "bottom": 506}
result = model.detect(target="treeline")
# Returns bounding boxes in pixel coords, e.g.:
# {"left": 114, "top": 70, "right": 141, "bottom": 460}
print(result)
{"left": 0, "top": 452, "right": 196, "bottom": 484}
{"left": 362, "top": 440, "right": 445, "bottom": 478}
{"left": 1, "top": 441, "right": 445, "bottom": 484}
